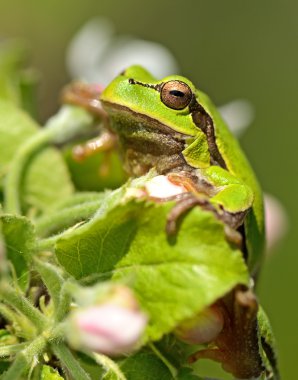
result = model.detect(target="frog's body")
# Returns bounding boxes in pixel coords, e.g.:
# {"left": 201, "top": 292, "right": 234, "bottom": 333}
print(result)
{"left": 62, "top": 65, "right": 277, "bottom": 379}
{"left": 100, "top": 65, "right": 265, "bottom": 275}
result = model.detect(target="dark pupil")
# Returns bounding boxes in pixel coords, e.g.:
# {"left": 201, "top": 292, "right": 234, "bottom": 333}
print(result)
{"left": 169, "top": 90, "right": 185, "bottom": 97}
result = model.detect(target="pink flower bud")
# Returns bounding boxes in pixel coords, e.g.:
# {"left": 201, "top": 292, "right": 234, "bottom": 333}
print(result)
{"left": 175, "top": 305, "right": 224, "bottom": 345}
{"left": 67, "top": 287, "right": 147, "bottom": 356}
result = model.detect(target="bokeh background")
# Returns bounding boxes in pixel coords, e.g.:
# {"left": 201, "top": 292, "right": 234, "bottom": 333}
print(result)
{"left": 0, "top": 1, "right": 296, "bottom": 378}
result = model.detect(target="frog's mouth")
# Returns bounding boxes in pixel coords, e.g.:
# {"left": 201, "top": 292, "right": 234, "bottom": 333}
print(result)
{"left": 101, "top": 100, "right": 188, "bottom": 138}
{"left": 101, "top": 100, "right": 192, "bottom": 176}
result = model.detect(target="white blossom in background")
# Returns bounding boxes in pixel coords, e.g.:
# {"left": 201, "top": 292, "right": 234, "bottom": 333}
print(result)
{"left": 218, "top": 99, "right": 255, "bottom": 137}
{"left": 264, "top": 194, "right": 288, "bottom": 252}
{"left": 66, "top": 18, "right": 288, "bottom": 251}
{"left": 66, "top": 18, "right": 178, "bottom": 85}
{"left": 66, "top": 17, "right": 254, "bottom": 136}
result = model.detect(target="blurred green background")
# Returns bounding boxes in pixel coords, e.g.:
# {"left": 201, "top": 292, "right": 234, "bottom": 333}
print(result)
{"left": 0, "top": 0, "right": 296, "bottom": 378}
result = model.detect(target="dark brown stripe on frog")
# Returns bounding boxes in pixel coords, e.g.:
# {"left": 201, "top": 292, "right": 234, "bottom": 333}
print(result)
{"left": 189, "top": 97, "right": 227, "bottom": 169}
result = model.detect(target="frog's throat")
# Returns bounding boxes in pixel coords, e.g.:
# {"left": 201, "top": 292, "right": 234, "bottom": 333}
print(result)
{"left": 101, "top": 100, "right": 190, "bottom": 139}
{"left": 101, "top": 100, "right": 194, "bottom": 176}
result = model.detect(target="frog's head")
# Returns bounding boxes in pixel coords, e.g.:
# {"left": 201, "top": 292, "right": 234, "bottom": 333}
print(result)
{"left": 100, "top": 65, "right": 211, "bottom": 175}
{"left": 100, "top": 65, "right": 201, "bottom": 137}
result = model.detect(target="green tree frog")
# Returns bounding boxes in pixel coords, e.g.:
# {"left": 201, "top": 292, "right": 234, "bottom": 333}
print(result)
{"left": 65, "top": 65, "right": 264, "bottom": 275}
{"left": 63, "top": 66, "right": 278, "bottom": 379}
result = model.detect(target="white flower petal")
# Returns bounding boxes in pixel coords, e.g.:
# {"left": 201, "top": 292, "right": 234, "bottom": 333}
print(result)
{"left": 264, "top": 193, "right": 288, "bottom": 252}
{"left": 145, "top": 175, "right": 187, "bottom": 198}
{"left": 66, "top": 17, "right": 114, "bottom": 81}
{"left": 96, "top": 37, "right": 179, "bottom": 84}
{"left": 66, "top": 18, "right": 179, "bottom": 84}
{"left": 219, "top": 99, "right": 255, "bottom": 137}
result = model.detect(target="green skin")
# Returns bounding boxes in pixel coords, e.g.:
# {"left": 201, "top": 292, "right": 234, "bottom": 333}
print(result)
{"left": 100, "top": 65, "right": 265, "bottom": 276}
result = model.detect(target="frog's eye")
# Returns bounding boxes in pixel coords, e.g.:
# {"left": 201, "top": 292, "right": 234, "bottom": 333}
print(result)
{"left": 160, "top": 81, "right": 193, "bottom": 110}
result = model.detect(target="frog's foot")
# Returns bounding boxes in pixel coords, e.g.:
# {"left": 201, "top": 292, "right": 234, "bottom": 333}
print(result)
{"left": 188, "top": 288, "right": 265, "bottom": 379}
{"left": 62, "top": 82, "right": 118, "bottom": 161}
{"left": 62, "top": 82, "right": 108, "bottom": 122}
{"left": 72, "top": 130, "right": 118, "bottom": 162}
{"left": 166, "top": 191, "right": 243, "bottom": 248}
{"left": 166, "top": 192, "right": 214, "bottom": 235}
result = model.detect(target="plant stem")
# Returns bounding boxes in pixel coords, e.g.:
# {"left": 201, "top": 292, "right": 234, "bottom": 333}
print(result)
{"left": 0, "top": 302, "right": 18, "bottom": 324}
{"left": 35, "top": 200, "right": 101, "bottom": 237}
{"left": 149, "top": 343, "right": 178, "bottom": 378}
{"left": 1, "top": 335, "right": 46, "bottom": 380}
{"left": 51, "top": 342, "right": 91, "bottom": 380}
{"left": 50, "top": 192, "right": 106, "bottom": 210}
{"left": 0, "top": 304, "right": 36, "bottom": 339}
{"left": 37, "top": 234, "right": 63, "bottom": 251}
{"left": 0, "top": 342, "right": 28, "bottom": 357}
{"left": 4, "top": 105, "right": 94, "bottom": 214}
{"left": 54, "top": 284, "right": 72, "bottom": 322}
{"left": 0, "top": 282, "right": 47, "bottom": 331}
{"left": 33, "top": 258, "right": 64, "bottom": 311}
{"left": 0, "top": 216, "right": 9, "bottom": 279}
{"left": 4, "top": 128, "right": 53, "bottom": 214}
{"left": 91, "top": 352, "right": 127, "bottom": 380}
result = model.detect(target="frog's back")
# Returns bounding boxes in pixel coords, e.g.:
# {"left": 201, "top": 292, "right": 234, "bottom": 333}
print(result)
{"left": 197, "top": 90, "right": 265, "bottom": 275}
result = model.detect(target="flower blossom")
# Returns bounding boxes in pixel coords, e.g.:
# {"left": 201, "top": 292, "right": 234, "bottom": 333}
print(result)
{"left": 66, "top": 285, "right": 147, "bottom": 356}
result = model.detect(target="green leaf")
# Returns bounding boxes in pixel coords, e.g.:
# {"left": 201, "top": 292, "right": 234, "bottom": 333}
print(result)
{"left": 177, "top": 367, "right": 204, "bottom": 379}
{"left": 0, "top": 214, "right": 35, "bottom": 289}
{"left": 0, "top": 329, "right": 18, "bottom": 347}
{"left": 64, "top": 147, "right": 126, "bottom": 191}
{"left": 0, "top": 100, "right": 37, "bottom": 181}
{"left": 35, "top": 194, "right": 106, "bottom": 238}
{"left": 119, "top": 351, "right": 174, "bottom": 380}
{"left": 55, "top": 188, "right": 137, "bottom": 280}
{"left": 113, "top": 203, "right": 249, "bottom": 341}
{"left": 33, "top": 259, "right": 64, "bottom": 311}
{"left": 41, "top": 365, "right": 64, "bottom": 380}
{"left": 21, "top": 147, "right": 74, "bottom": 214}
{"left": 0, "top": 100, "right": 74, "bottom": 214}
{"left": 55, "top": 180, "right": 248, "bottom": 342}
{"left": 0, "top": 39, "right": 39, "bottom": 117}
{"left": 101, "top": 372, "right": 119, "bottom": 380}
{"left": 56, "top": 203, "right": 137, "bottom": 280}
{"left": 0, "top": 362, "right": 10, "bottom": 376}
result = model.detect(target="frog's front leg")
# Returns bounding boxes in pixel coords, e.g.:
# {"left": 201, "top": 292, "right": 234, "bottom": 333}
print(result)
{"left": 62, "top": 82, "right": 108, "bottom": 121}
{"left": 166, "top": 167, "right": 253, "bottom": 245}
{"left": 62, "top": 82, "right": 117, "bottom": 161}
{"left": 71, "top": 131, "right": 117, "bottom": 161}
